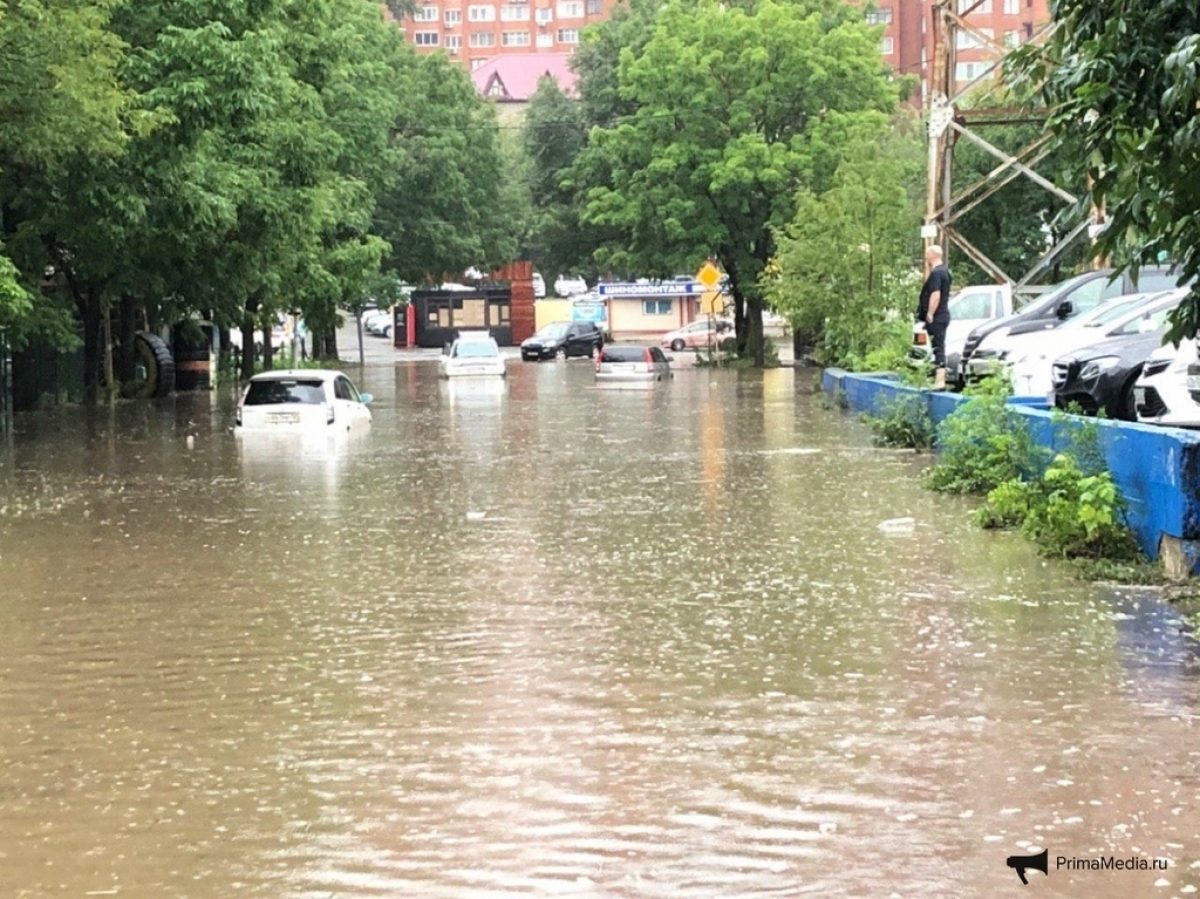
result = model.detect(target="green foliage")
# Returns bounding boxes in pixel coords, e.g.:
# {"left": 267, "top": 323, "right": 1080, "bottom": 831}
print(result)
{"left": 576, "top": 0, "right": 899, "bottom": 365}
{"left": 975, "top": 478, "right": 1032, "bottom": 529}
{"left": 924, "top": 388, "right": 1045, "bottom": 494}
{"left": 867, "top": 395, "right": 934, "bottom": 450}
{"left": 980, "top": 455, "right": 1141, "bottom": 561}
{"left": 1012, "top": 0, "right": 1200, "bottom": 343}
{"left": 839, "top": 316, "right": 914, "bottom": 374}
{"left": 767, "top": 118, "right": 924, "bottom": 366}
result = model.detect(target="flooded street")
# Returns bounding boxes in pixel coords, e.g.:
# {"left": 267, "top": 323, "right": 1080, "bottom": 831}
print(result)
{"left": 2, "top": 357, "right": 1199, "bottom": 898}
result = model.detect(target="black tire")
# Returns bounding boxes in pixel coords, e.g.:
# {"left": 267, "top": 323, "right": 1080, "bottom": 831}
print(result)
{"left": 1115, "top": 378, "right": 1140, "bottom": 421}
{"left": 670, "top": 338, "right": 686, "bottom": 352}
{"left": 131, "top": 332, "right": 175, "bottom": 399}
{"left": 719, "top": 336, "right": 736, "bottom": 352}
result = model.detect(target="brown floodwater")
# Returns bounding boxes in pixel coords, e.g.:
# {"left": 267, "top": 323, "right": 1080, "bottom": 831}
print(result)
{"left": 1, "top": 358, "right": 1198, "bottom": 898}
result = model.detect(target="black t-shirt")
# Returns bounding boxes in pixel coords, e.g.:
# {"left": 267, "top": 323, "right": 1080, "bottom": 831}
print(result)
{"left": 918, "top": 264, "right": 952, "bottom": 324}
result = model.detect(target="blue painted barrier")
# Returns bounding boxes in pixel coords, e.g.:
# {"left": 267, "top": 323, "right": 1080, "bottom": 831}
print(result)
{"left": 821, "top": 368, "right": 1200, "bottom": 574}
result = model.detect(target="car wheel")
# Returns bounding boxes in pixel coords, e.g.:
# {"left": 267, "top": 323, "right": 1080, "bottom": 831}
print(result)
{"left": 1116, "top": 378, "right": 1139, "bottom": 421}
{"left": 670, "top": 338, "right": 685, "bottom": 352}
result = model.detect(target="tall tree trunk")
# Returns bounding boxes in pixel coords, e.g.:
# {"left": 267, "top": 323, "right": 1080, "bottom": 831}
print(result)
{"left": 101, "top": 297, "right": 115, "bottom": 402}
{"left": 239, "top": 301, "right": 257, "bottom": 382}
{"left": 263, "top": 319, "right": 274, "bottom": 371}
{"left": 116, "top": 294, "right": 137, "bottom": 386}
{"left": 79, "top": 289, "right": 102, "bottom": 404}
{"left": 357, "top": 312, "right": 364, "bottom": 368}
{"left": 747, "top": 298, "right": 765, "bottom": 368}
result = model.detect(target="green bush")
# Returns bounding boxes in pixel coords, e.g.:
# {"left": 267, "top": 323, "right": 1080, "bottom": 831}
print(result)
{"left": 867, "top": 395, "right": 934, "bottom": 449}
{"left": 978, "top": 454, "right": 1142, "bottom": 561}
{"left": 924, "top": 387, "right": 1045, "bottom": 494}
{"left": 976, "top": 478, "right": 1031, "bottom": 529}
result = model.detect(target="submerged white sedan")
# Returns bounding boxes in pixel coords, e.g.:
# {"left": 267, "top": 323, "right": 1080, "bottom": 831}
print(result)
{"left": 439, "top": 332, "right": 507, "bottom": 378}
{"left": 236, "top": 369, "right": 373, "bottom": 432}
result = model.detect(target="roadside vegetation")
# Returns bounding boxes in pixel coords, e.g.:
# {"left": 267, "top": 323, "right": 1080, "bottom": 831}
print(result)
{"left": 860, "top": 376, "right": 1156, "bottom": 582}
{"left": 0, "top": 0, "right": 518, "bottom": 400}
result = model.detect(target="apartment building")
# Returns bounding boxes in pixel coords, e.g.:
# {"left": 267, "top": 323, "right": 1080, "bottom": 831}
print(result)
{"left": 872, "top": 0, "right": 1050, "bottom": 101}
{"left": 398, "top": 0, "right": 621, "bottom": 69}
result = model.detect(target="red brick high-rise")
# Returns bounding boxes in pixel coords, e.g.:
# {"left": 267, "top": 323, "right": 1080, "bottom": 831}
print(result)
{"left": 393, "top": 0, "right": 622, "bottom": 70}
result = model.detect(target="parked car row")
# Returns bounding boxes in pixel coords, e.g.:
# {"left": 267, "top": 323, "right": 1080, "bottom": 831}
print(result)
{"left": 940, "top": 264, "right": 1200, "bottom": 426}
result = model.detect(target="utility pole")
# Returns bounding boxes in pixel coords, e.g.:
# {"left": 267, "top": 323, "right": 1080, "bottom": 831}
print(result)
{"left": 924, "top": 0, "right": 1092, "bottom": 300}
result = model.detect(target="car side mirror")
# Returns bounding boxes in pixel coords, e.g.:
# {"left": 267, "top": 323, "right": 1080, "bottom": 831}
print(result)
{"left": 666, "top": 355, "right": 675, "bottom": 363}
{"left": 1056, "top": 300, "right": 1073, "bottom": 319}
{"left": 359, "top": 393, "right": 373, "bottom": 405}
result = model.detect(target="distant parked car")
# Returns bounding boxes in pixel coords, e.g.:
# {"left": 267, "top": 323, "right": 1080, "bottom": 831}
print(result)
{"left": 660, "top": 318, "right": 734, "bottom": 352}
{"left": 555, "top": 274, "right": 589, "bottom": 297}
{"left": 1052, "top": 293, "right": 1186, "bottom": 419}
{"left": 364, "top": 310, "right": 391, "bottom": 335}
{"left": 440, "top": 332, "right": 506, "bottom": 378}
{"left": 595, "top": 345, "right": 672, "bottom": 382}
{"left": 533, "top": 272, "right": 546, "bottom": 299}
{"left": 236, "top": 370, "right": 373, "bottom": 432}
{"left": 521, "top": 321, "right": 604, "bottom": 360}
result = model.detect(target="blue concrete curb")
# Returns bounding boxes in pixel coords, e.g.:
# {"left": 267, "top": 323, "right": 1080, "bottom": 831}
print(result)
{"left": 821, "top": 368, "right": 1200, "bottom": 573}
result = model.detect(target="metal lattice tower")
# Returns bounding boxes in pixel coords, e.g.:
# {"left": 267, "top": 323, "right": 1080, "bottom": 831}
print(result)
{"left": 925, "top": 0, "right": 1092, "bottom": 296}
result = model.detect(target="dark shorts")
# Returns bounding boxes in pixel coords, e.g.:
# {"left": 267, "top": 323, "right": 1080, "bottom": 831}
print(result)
{"left": 927, "top": 320, "right": 948, "bottom": 368}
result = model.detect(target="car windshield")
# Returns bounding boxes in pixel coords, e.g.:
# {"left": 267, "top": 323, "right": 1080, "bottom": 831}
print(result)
{"left": 536, "top": 323, "right": 569, "bottom": 339}
{"left": 454, "top": 341, "right": 497, "bottom": 358}
{"left": 244, "top": 379, "right": 325, "bottom": 405}
{"left": 1025, "top": 273, "right": 1103, "bottom": 314}
{"left": 1112, "top": 301, "right": 1180, "bottom": 336}
{"left": 1083, "top": 296, "right": 1147, "bottom": 327}
{"left": 601, "top": 346, "right": 649, "bottom": 363}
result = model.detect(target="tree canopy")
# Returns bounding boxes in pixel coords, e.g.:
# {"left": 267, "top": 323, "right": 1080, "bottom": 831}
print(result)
{"left": 0, "top": 0, "right": 514, "bottom": 395}
{"left": 1016, "top": 0, "right": 1200, "bottom": 340}
{"left": 576, "top": 0, "right": 900, "bottom": 364}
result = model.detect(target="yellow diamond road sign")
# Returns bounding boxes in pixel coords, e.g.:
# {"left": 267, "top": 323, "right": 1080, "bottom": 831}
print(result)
{"left": 696, "top": 261, "right": 721, "bottom": 290}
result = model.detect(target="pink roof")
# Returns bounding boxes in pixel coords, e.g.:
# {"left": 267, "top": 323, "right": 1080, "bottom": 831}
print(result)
{"left": 470, "top": 53, "right": 578, "bottom": 103}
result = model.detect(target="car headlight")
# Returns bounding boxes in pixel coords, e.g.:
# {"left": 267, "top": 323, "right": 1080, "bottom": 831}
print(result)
{"left": 1080, "top": 356, "right": 1120, "bottom": 380}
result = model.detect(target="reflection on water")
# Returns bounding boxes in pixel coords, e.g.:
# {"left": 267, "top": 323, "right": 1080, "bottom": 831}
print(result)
{"left": 0, "top": 361, "right": 1198, "bottom": 898}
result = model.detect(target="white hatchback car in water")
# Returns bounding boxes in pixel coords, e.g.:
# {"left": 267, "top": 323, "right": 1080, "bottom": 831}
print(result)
{"left": 440, "top": 331, "right": 507, "bottom": 378}
{"left": 236, "top": 370, "right": 373, "bottom": 432}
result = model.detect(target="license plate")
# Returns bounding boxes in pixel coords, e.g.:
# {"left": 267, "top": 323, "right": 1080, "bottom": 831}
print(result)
{"left": 1134, "top": 387, "right": 1146, "bottom": 407}
{"left": 268, "top": 412, "right": 300, "bottom": 424}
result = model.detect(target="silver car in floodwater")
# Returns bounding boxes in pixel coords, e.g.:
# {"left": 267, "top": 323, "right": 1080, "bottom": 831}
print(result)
{"left": 594, "top": 345, "right": 673, "bottom": 382}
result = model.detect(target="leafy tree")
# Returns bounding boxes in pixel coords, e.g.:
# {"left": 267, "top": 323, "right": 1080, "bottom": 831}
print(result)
{"left": 1013, "top": 0, "right": 1200, "bottom": 340}
{"left": 767, "top": 118, "right": 923, "bottom": 366}
{"left": 521, "top": 77, "right": 590, "bottom": 284}
{"left": 375, "top": 51, "right": 517, "bottom": 287}
{"left": 579, "top": 0, "right": 899, "bottom": 365}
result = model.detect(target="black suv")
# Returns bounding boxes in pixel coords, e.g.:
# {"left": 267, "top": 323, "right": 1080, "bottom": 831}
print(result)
{"left": 521, "top": 321, "right": 604, "bottom": 361}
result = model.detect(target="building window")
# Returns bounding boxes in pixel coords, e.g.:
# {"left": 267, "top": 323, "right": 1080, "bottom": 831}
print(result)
{"left": 1004, "top": 29, "right": 1019, "bottom": 47}
{"left": 956, "top": 27, "right": 993, "bottom": 49}
{"left": 535, "top": 7, "right": 553, "bottom": 24}
{"left": 955, "top": 60, "right": 990, "bottom": 81}
{"left": 643, "top": 299, "right": 672, "bottom": 316}
{"left": 556, "top": 0, "right": 583, "bottom": 16}
{"left": 556, "top": 27, "right": 579, "bottom": 43}
{"left": 958, "top": 0, "right": 991, "bottom": 11}
{"left": 502, "top": 30, "right": 530, "bottom": 45}
{"left": 1003, "top": 0, "right": 1018, "bottom": 12}
{"left": 866, "top": 7, "right": 893, "bottom": 25}
{"left": 444, "top": 8, "right": 461, "bottom": 24}
{"left": 536, "top": 32, "right": 553, "bottom": 47}
{"left": 468, "top": 5, "right": 495, "bottom": 21}
{"left": 413, "top": 5, "right": 438, "bottom": 21}
{"left": 469, "top": 31, "right": 496, "bottom": 46}
{"left": 445, "top": 34, "right": 462, "bottom": 50}
{"left": 414, "top": 31, "right": 440, "bottom": 45}
{"left": 586, "top": 0, "right": 601, "bottom": 12}
{"left": 880, "top": 36, "right": 894, "bottom": 54}
{"left": 501, "top": 5, "right": 530, "bottom": 20}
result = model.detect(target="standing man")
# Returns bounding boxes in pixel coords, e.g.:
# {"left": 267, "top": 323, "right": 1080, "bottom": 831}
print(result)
{"left": 917, "top": 244, "right": 952, "bottom": 390}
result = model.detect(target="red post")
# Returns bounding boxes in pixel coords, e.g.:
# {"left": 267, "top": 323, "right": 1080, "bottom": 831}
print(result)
{"left": 405, "top": 303, "right": 416, "bottom": 348}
